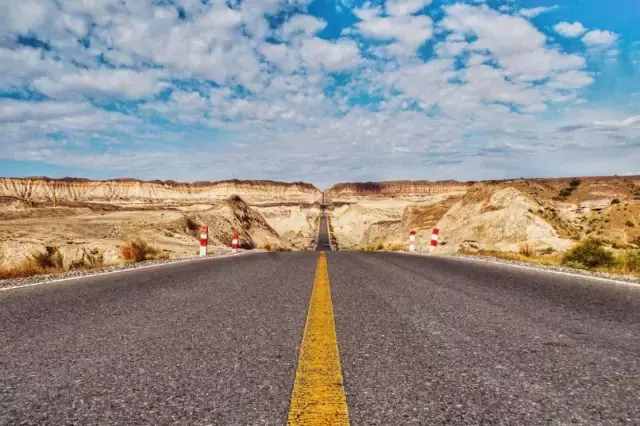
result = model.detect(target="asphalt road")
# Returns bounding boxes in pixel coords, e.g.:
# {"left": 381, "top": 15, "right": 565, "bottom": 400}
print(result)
{"left": 315, "top": 212, "right": 331, "bottom": 252}
{"left": 2, "top": 251, "right": 639, "bottom": 424}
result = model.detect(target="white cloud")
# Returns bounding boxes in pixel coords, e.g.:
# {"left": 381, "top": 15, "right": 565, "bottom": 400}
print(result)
{"left": 280, "top": 15, "right": 327, "bottom": 38}
{"left": 519, "top": 6, "right": 558, "bottom": 18}
{"left": 594, "top": 116, "right": 640, "bottom": 129}
{"left": 33, "top": 69, "right": 165, "bottom": 100}
{"left": 386, "top": 0, "right": 433, "bottom": 17}
{"left": 0, "top": 99, "right": 92, "bottom": 124}
{"left": 582, "top": 30, "right": 618, "bottom": 48}
{"left": 357, "top": 13, "right": 433, "bottom": 58}
{"left": 0, "top": 0, "right": 51, "bottom": 34}
{"left": 554, "top": 21, "right": 587, "bottom": 38}
{"left": 0, "top": 0, "right": 631, "bottom": 183}
{"left": 0, "top": 47, "right": 67, "bottom": 88}
{"left": 300, "top": 38, "right": 361, "bottom": 72}
{"left": 441, "top": 4, "right": 588, "bottom": 82}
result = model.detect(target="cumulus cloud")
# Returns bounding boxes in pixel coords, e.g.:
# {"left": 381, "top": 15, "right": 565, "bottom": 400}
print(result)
{"left": 582, "top": 30, "right": 618, "bottom": 48}
{"left": 33, "top": 69, "right": 165, "bottom": 100}
{"left": 356, "top": 6, "right": 433, "bottom": 58}
{"left": 441, "top": 4, "right": 588, "bottom": 82}
{"left": 554, "top": 22, "right": 587, "bottom": 38}
{"left": 0, "top": 0, "right": 630, "bottom": 182}
{"left": 300, "top": 38, "right": 361, "bottom": 71}
{"left": 280, "top": 14, "right": 327, "bottom": 38}
{"left": 386, "top": 0, "right": 433, "bottom": 17}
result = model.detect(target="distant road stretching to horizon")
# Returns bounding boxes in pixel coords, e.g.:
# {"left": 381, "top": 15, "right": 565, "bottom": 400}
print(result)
{"left": 1, "top": 216, "right": 639, "bottom": 424}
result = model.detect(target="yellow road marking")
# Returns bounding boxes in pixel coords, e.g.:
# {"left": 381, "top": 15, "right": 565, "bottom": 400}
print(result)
{"left": 288, "top": 253, "right": 350, "bottom": 425}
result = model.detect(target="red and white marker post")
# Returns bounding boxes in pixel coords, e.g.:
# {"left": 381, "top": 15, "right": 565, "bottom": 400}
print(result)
{"left": 409, "top": 230, "right": 417, "bottom": 252}
{"left": 199, "top": 225, "right": 208, "bottom": 257}
{"left": 430, "top": 228, "right": 439, "bottom": 252}
{"left": 231, "top": 229, "right": 240, "bottom": 253}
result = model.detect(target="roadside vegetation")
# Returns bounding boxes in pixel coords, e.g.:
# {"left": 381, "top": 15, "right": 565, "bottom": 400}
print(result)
{"left": 0, "top": 246, "right": 66, "bottom": 279}
{"left": 1, "top": 238, "right": 165, "bottom": 281}
{"left": 466, "top": 239, "right": 640, "bottom": 278}
{"left": 120, "top": 239, "right": 163, "bottom": 263}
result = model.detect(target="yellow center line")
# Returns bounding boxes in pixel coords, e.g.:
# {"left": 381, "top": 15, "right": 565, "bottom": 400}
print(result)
{"left": 288, "top": 252, "right": 350, "bottom": 425}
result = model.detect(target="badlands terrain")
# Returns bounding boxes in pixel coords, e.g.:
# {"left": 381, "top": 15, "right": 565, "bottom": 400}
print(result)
{"left": 1, "top": 175, "right": 640, "bottom": 278}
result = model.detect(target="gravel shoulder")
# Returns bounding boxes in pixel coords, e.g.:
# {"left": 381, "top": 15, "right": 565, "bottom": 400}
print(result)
{"left": 0, "top": 249, "right": 261, "bottom": 290}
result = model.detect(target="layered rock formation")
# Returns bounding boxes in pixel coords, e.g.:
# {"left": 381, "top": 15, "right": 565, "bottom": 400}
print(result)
{"left": 327, "top": 176, "right": 640, "bottom": 254}
{"left": 0, "top": 177, "right": 322, "bottom": 205}
{"left": 326, "top": 180, "right": 469, "bottom": 202}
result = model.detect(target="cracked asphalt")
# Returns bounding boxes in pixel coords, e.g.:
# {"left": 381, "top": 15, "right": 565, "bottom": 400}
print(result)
{"left": 2, "top": 250, "right": 639, "bottom": 424}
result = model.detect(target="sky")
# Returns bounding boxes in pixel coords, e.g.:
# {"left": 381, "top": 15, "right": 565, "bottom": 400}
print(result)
{"left": 1, "top": 0, "right": 639, "bottom": 187}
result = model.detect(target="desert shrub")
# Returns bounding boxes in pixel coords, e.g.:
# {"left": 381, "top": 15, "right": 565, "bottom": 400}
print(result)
{"left": 539, "top": 247, "right": 555, "bottom": 255}
{"left": 120, "top": 239, "right": 159, "bottom": 262}
{"left": 558, "top": 188, "right": 573, "bottom": 198}
{"left": 518, "top": 243, "right": 533, "bottom": 257}
{"left": 611, "top": 198, "right": 621, "bottom": 205}
{"left": 70, "top": 248, "right": 104, "bottom": 270}
{"left": 562, "top": 239, "right": 614, "bottom": 269}
{"left": 0, "top": 247, "right": 65, "bottom": 279}
{"left": 31, "top": 246, "right": 64, "bottom": 270}
{"left": 625, "top": 220, "right": 635, "bottom": 227}
{"left": 569, "top": 178, "right": 581, "bottom": 188}
{"left": 183, "top": 217, "right": 200, "bottom": 237}
{"left": 376, "top": 243, "right": 385, "bottom": 251}
{"left": 263, "top": 244, "right": 272, "bottom": 251}
{"left": 619, "top": 250, "right": 640, "bottom": 274}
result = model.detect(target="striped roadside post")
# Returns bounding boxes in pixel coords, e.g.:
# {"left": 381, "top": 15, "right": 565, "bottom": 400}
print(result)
{"left": 199, "top": 225, "right": 208, "bottom": 257}
{"left": 231, "top": 229, "right": 240, "bottom": 253}
{"left": 409, "top": 230, "right": 417, "bottom": 252}
{"left": 430, "top": 228, "right": 439, "bottom": 252}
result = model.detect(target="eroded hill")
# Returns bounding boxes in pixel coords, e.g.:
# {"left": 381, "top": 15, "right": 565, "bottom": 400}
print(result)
{"left": 325, "top": 176, "right": 640, "bottom": 254}
{"left": 0, "top": 178, "right": 323, "bottom": 272}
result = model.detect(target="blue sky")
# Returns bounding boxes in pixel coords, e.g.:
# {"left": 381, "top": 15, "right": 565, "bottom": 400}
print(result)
{"left": 1, "top": 0, "right": 639, "bottom": 186}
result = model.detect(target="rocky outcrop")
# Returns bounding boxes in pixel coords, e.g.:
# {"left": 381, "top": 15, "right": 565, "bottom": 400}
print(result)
{"left": 326, "top": 180, "right": 470, "bottom": 202}
{"left": 435, "top": 187, "right": 573, "bottom": 254}
{"left": 0, "top": 177, "right": 322, "bottom": 205}
{"left": 0, "top": 195, "right": 289, "bottom": 270}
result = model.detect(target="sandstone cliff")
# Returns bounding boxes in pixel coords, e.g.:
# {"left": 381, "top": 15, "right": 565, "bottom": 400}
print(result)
{"left": 0, "top": 177, "right": 322, "bottom": 205}
{"left": 326, "top": 180, "right": 470, "bottom": 202}
{"left": 327, "top": 176, "right": 640, "bottom": 253}
{"left": 0, "top": 195, "right": 290, "bottom": 270}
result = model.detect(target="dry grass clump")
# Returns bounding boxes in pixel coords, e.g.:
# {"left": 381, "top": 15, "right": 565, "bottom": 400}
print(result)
{"left": 120, "top": 239, "right": 160, "bottom": 263}
{"left": 619, "top": 250, "right": 640, "bottom": 274}
{"left": 0, "top": 246, "right": 65, "bottom": 279}
{"left": 70, "top": 248, "right": 104, "bottom": 270}
{"left": 518, "top": 243, "right": 533, "bottom": 257}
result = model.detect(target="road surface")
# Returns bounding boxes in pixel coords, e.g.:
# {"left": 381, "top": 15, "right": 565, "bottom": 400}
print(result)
{"left": 1, "top": 252, "right": 639, "bottom": 424}
{"left": 315, "top": 211, "right": 331, "bottom": 251}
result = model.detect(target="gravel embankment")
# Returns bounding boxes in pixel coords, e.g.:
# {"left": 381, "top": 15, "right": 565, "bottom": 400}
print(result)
{"left": 0, "top": 248, "right": 243, "bottom": 290}
{"left": 450, "top": 253, "right": 640, "bottom": 285}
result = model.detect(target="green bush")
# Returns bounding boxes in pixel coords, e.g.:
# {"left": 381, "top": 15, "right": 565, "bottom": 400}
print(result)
{"left": 562, "top": 239, "right": 614, "bottom": 269}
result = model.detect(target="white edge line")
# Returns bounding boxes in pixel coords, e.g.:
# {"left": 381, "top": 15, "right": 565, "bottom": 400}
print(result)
{"left": 396, "top": 251, "right": 640, "bottom": 288}
{"left": 0, "top": 250, "right": 261, "bottom": 293}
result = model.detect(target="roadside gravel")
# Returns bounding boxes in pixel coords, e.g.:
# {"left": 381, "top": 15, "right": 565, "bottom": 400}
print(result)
{"left": 451, "top": 253, "right": 640, "bottom": 284}
{"left": 0, "top": 248, "right": 248, "bottom": 290}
